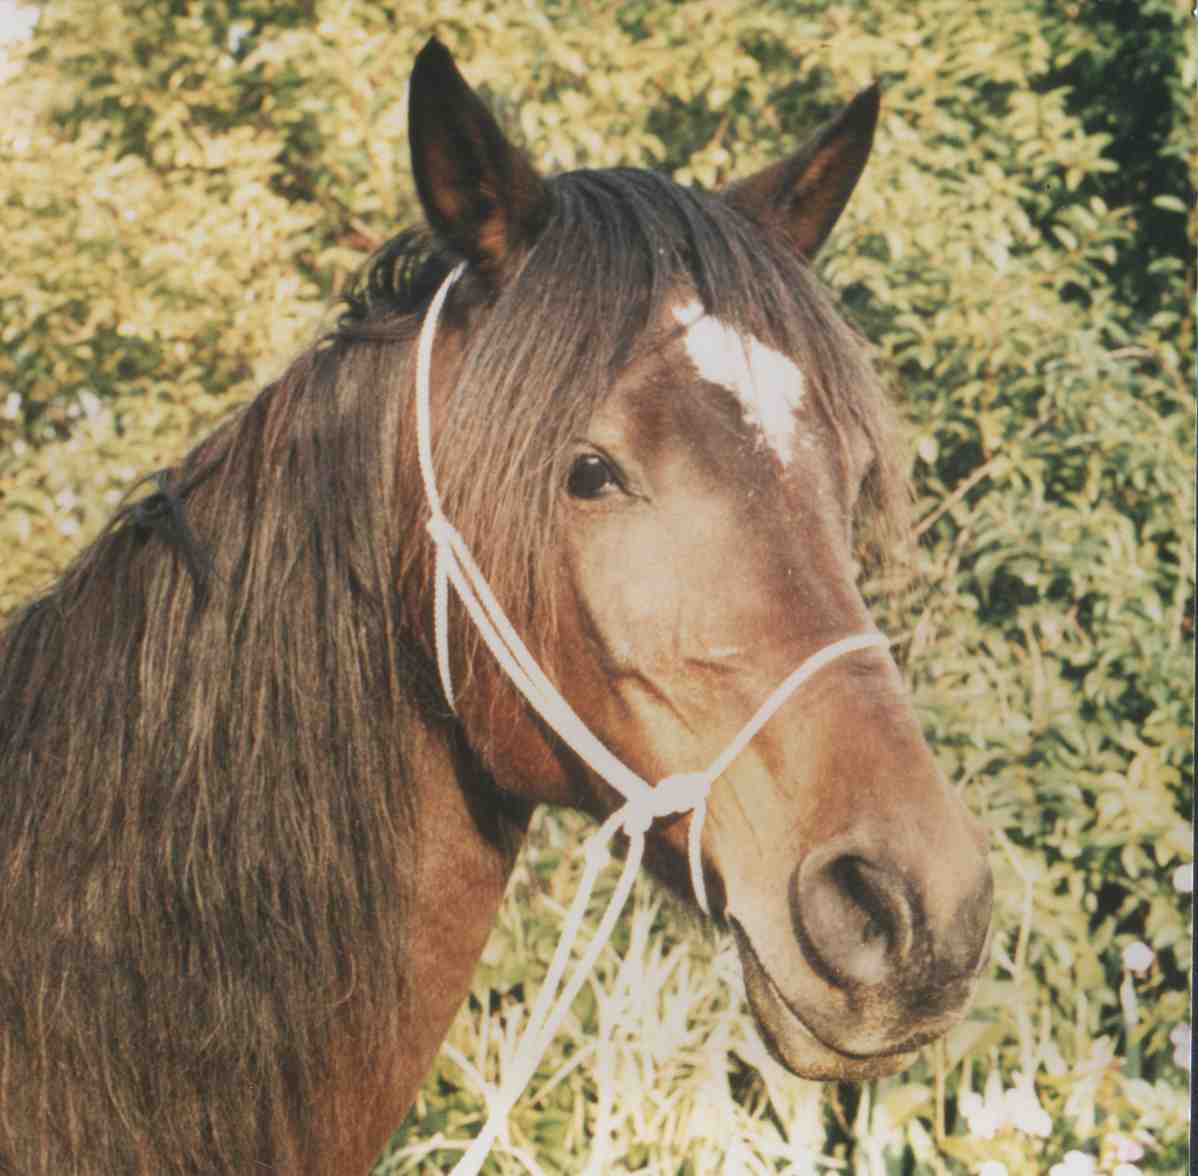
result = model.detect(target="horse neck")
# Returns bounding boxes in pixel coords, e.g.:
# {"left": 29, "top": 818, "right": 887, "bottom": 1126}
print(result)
{"left": 344, "top": 719, "right": 532, "bottom": 1170}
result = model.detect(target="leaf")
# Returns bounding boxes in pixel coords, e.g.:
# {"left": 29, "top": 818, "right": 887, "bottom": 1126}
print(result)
{"left": 1152, "top": 194, "right": 1187, "bottom": 213}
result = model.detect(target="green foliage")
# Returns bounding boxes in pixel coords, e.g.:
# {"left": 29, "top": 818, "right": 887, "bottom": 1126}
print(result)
{"left": 1035, "top": 0, "right": 1194, "bottom": 319}
{"left": 1, "top": 1, "right": 1190, "bottom": 1172}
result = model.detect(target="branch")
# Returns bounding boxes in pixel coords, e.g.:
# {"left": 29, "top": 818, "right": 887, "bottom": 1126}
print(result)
{"left": 913, "top": 409, "right": 1053, "bottom": 541}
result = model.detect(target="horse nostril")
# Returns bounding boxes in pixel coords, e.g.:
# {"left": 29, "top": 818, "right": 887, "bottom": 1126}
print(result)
{"left": 791, "top": 852, "right": 916, "bottom": 988}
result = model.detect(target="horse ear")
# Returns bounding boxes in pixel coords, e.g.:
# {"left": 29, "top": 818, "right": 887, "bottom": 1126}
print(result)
{"left": 724, "top": 84, "right": 880, "bottom": 259}
{"left": 408, "top": 38, "right": 552, "bottom": 278}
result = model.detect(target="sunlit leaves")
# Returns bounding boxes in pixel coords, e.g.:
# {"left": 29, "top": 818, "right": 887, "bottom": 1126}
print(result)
{"left": 1, "top": 0, "right": 1190, "bottom": 1172}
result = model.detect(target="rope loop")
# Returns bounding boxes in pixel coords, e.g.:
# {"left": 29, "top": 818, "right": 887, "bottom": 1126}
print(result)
{"left": 621, "top": 772, "right": 711, "bottom": 839}
{"left": 650, "top": 771, "right": 713, "bottom": 817}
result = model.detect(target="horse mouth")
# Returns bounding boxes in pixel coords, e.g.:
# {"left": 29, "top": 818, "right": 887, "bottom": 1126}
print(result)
{"left": 731, "top": 921, "right": 919, "bottom": 1081}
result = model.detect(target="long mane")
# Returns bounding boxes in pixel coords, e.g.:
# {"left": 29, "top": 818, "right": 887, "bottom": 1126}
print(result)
{"left": 0, "top": 167, "right": 904, "bottom": 1172}
{"left": 0, "top": 247, "right": 441, "bottom": 1169}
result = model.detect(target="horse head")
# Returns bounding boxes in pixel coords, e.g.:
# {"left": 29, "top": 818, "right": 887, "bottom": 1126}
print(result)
{"left": 407, "top": 38, "right": 992, "bottom": 1084}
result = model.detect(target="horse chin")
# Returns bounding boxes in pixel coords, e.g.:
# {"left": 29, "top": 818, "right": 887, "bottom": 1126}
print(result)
{"left": 733, "top": 923, "right": 918, "bottom": 1082}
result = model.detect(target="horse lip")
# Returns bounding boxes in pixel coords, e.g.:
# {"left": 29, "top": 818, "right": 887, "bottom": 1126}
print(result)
{"left": 731, "top": 920, "right": 920, "bottom": 1079}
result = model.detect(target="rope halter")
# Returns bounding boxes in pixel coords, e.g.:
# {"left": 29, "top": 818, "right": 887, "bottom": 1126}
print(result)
{"left": 415, "top": 262, "right": 888, "bottom": 1174}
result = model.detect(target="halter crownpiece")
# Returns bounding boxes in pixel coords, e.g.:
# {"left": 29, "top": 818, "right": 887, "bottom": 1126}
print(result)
{"left": 414, "top": 262, "right": 889, "bottom": 1174}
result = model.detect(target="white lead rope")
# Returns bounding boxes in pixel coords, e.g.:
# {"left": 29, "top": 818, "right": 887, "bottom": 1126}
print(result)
{"left": 415, "top": 262, "right": 888, "bottom": 1174}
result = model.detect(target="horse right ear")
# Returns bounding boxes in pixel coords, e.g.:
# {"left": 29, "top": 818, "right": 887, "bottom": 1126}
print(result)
{"left": 724, "top": 84, "right": 880, "bottom": 260}
{"left": 408, "top": 39, "right": 553, "bottom": 280}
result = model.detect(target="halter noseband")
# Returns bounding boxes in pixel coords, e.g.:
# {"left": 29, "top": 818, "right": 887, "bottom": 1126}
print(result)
{"left": 415, "top": 262, "right": 888, "bottom": 1173}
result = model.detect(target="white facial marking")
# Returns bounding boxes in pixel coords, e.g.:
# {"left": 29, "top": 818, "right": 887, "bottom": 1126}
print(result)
{"left": 672, "top": 300, "right": 806, "bottom": 465}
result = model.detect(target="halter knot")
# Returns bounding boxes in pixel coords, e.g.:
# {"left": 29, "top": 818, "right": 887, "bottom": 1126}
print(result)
{"left": 621, "top": 771, "right": 711, "bottom": 836}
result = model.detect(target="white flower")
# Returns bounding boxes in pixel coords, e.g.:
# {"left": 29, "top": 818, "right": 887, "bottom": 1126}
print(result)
{"left": 1173, "top": 862, "right": 1193, "bottom": 894}
{"left": 959, "top": 1091, "right": 999, "bottom": 1139}
{"left": 0, "top": 3, "right": 38, "bottom": 45}
{"left": 2, "top": 391, "right": 20, "bottom": 420}
{"left": 960, "top": 1069, "right": 1008, "bottom": 1139}
{"left": 226, "top": 19, "right": 250, "bottom": 53}
{"left": 1106, "top": 1133, "right": 1146, "bottom": 1163}
{"left": 986, "top": 239, "right": 1011, "bottom": 274}
{"left": 1121, "top": 941, "right": 1154, "bottom": 974}
{"left": 977, "top": 1163, "right": 1008, "bottom": 1176}
{"left": 961, "top": 1069, "right": 1053, "bottom": 1140}
{"left": 1169, "top": 1022, "right": 1190, "bottom": 1070}
{"left": 1005, "top": 1074, "right": 1052, "bottom": 1137}
{"left": 78, "top": 389, "right": 102, "bottom": 419}
{"left": 1048, "top": 1151, "right": 1096, "bottom": 1176}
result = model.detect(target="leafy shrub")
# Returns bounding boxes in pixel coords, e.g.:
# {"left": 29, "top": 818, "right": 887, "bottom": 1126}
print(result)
{"left": 1, "top": 2, "right": 1190, "bottom": 1172}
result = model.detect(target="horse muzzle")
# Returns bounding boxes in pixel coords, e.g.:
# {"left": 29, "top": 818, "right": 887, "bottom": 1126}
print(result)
{"left": 728, "top": 824, "right": 994, "bottom": 1079}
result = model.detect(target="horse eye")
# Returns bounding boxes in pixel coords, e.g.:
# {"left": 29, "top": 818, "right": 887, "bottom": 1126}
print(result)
{"left": 566, "top": 453, "right": 619, "bottom": 500}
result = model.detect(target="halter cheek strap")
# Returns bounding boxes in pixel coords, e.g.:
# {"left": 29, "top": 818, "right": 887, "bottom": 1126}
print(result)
{"left": 415, "top": 262, "right": 888, "bottom": 1174}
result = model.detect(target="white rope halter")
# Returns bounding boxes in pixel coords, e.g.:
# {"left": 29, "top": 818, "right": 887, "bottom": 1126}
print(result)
{"left": 416, "top": 262, "right": 888, "bottom": 1174}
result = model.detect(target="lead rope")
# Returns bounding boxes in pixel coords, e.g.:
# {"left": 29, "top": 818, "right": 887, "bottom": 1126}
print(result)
{"left": 416, "top": 263, "right": 888, "bottom": 1174}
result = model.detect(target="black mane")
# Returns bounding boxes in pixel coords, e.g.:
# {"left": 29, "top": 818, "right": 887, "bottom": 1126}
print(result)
{"left": 338, "top": 227, "right": 455, "bottom": 326}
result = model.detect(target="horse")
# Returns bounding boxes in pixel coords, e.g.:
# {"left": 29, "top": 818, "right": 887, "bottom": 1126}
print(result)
{"left": 0, "top": 37, "right": 993, "bottom": 1175}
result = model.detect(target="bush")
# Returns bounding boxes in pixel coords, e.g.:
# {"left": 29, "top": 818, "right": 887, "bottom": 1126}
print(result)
{"left": 1, "top": 2, "right": 1190, "bottom": 1172}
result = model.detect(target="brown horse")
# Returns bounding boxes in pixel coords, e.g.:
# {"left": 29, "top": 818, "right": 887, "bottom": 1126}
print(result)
{"left": 0, "top": 38, "right": 992, "bottom": 1175}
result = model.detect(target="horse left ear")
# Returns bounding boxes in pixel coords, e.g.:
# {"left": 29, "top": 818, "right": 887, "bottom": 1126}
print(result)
{"left": 724, "top": 84, "right": 880, "bottom": 259}
{"left": 408, "top": 38, "right": 552, "bottom": 279}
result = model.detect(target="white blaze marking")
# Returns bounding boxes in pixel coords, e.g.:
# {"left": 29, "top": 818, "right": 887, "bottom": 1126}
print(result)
{"left": 673, "top": 300, "right": 806, "bottom": 465}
